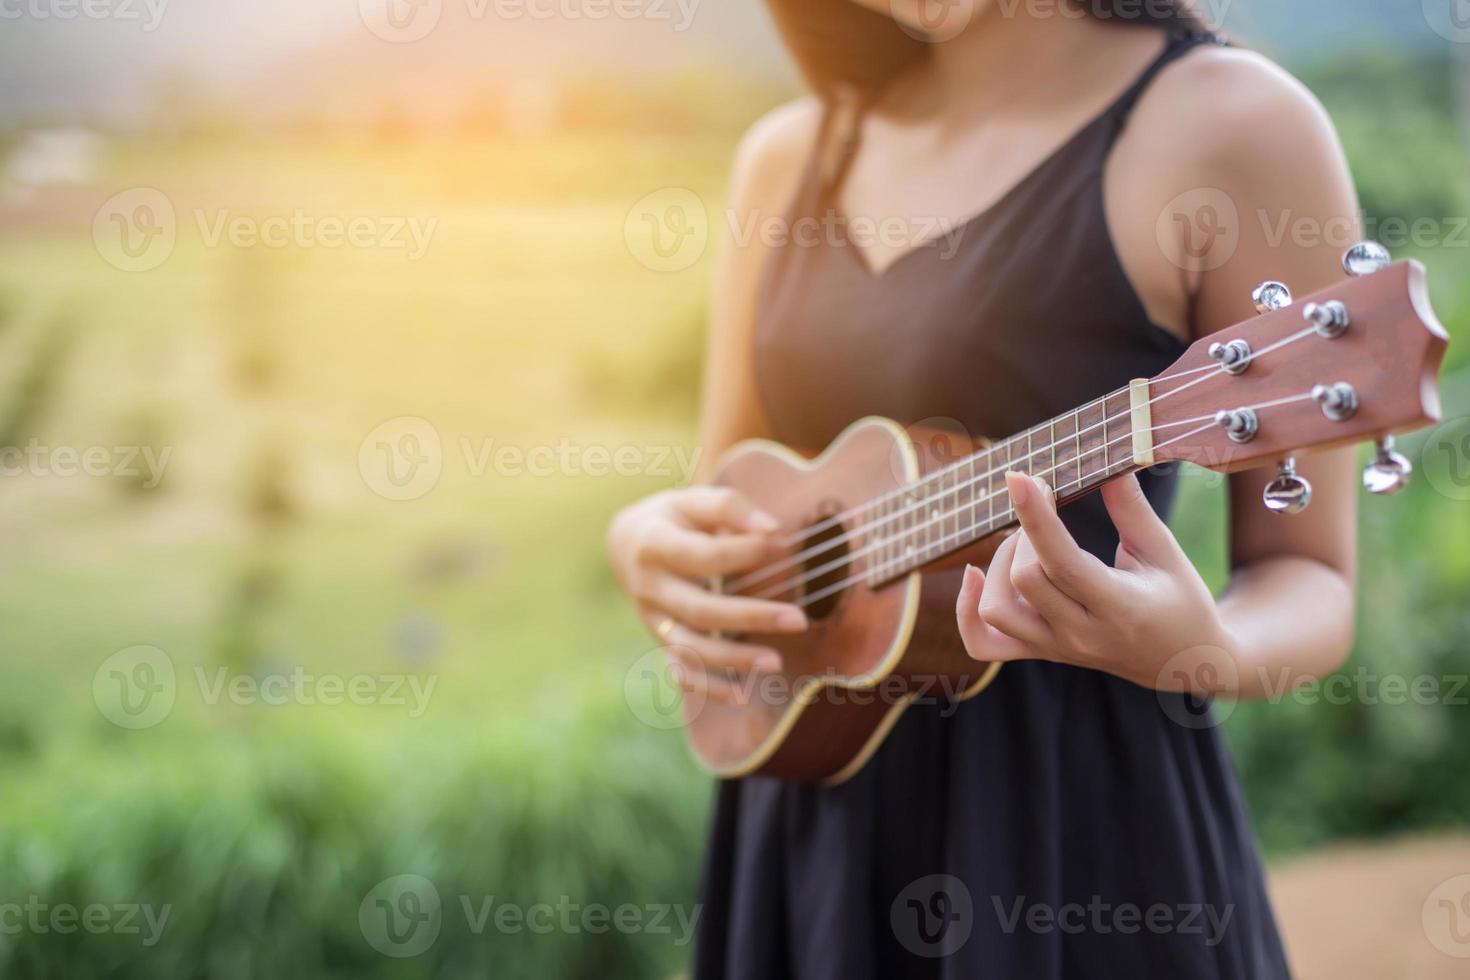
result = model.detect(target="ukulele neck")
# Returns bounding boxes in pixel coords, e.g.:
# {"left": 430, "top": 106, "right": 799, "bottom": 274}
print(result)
{"left": 867, "top": 381, "right": 1149, "bottom": 587}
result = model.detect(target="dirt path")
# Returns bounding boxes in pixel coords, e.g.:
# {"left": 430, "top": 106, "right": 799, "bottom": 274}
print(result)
{"left": 1271, "top": 835, "right": 1470, "bottom": 979}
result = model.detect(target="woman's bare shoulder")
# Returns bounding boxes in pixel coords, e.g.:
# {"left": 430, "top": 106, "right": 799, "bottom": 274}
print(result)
{"left": 728, "top": 97, "right": 824, "bottom": 212}
{"left": 1106, "top": 43, "right": 1357, "bottom": 337}
{"left": 1129, "top": 45, "right": 1344, "bottom": 184}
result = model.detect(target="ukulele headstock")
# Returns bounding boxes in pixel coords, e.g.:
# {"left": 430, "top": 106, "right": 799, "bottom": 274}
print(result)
{"left": 1145, "top": 242, "right": 1450, "bottom": 513}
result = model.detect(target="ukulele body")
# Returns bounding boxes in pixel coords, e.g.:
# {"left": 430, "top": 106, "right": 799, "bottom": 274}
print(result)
{"left": 690, "top": 417, "right": 1006, "bottom": 785}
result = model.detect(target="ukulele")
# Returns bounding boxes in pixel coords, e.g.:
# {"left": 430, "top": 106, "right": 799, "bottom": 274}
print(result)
{"left": 677, "top": 242, "right": 1449, "bottom": 785}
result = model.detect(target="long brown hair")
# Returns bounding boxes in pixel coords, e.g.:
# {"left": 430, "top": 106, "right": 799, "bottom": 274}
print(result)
{"left": 765, "top": 0, "right": 1212, "bottom": 98}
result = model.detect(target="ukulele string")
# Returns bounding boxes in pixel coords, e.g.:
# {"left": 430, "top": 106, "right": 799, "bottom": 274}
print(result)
{"left": 727, "top": 324, "right": 1322, "bottom": 597}
{"left": 770, "top": 392, "right": 1109, "bottom": 550}
{"left": 729, "top": 386, "right": 1180, "bottom": 595}
{"left": 854, "top": 390, "right": 1319, "bottom": 600}
{"left": 752, "top": 425, "right": 1161, "bottom": 599}
{"left": 790, "top": 416, "right": 1228, "bottom": 609}
{"left": 766, "top": 324, "right": 1313, "bottom": 558}
{"left": 723, "top": 392, "right": 1121, "bottom": 595}
{"left": 753, "top": 389, "right": 1315, "bottom": 606}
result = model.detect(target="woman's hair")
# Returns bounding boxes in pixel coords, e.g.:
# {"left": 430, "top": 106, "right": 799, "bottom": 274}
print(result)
{"left": 765, "top": 0, "right": 1211, "bottom": 98}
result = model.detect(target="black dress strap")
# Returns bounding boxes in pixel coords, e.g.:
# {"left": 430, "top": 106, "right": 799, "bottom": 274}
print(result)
{"left": 814, "top": 87, "right": 871, "bottom": 197}
{"left": 1106, "top": 29, "right": 1227, "bottom": 130}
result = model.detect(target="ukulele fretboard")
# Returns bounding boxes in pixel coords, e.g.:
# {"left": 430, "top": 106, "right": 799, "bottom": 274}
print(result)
{"left": 864, "top": 384, "right": 1144, "bottom": 585}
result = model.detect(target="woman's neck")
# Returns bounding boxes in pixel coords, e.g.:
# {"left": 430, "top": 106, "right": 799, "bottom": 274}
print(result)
{"left": 897, "top": 10, "right": 1150, "bottom": 118}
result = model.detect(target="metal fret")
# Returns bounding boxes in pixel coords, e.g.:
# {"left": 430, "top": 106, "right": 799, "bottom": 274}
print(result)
{"left": 900, "top": 487, "right": 911, "bottom": 571}
{"left": 1046, "top": 419, "right": 1056, "bottom": 487}
{"left": 945, "top": 463, "right": 957, "bottom": 563}
{"left": 968, "top": 454, "right": 978, "bottom": 542}
{"left": 867, "top": 385, "right": 1138, "bottom": 586}
{"left": 1075, "top": 400, "right": 1097, "bottom": 493}
{"left": 1074, "top": 408, "right": 1083, "bottom": 491}
{"left": 1035, "top": 418, "right": 1056, "bottom": 492}
{"left": 987, "top": 443, "right": 999, "bottom": 537}
{"left": 921, "top": 476, "right": 934, "bottom": 565}
{"left": 1054, "top": 409, "right": 1080, "bottom": 497}
{"left": 1103, "top": 390, "right": 1128, "bottom": 478}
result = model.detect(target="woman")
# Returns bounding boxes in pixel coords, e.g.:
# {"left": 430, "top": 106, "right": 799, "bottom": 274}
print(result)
{"left": 608, "top": 1, "right": 1359, "bottom": 975}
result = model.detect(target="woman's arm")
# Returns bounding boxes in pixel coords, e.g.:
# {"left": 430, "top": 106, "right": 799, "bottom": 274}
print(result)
{"left": 693, "top": 98, "right": 821, "bottom": 477}
{"left": 957, "top": 48, "right": 1361, "bottom": 697}
{"left": 1150, "top": 48, "right": 1360, "bottom": 695}
{"left": 606, "top": 100, "right": 821, "bottom": 697}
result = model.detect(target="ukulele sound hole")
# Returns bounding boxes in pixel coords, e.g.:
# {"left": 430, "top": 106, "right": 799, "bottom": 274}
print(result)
{"left": 799, "top": 516, "right": 849, "bottom": 620}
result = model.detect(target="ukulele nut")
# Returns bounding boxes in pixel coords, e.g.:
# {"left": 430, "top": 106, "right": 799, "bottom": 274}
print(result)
{"left": 1214, "top": 407, "right": 1259, "bottom": 443}
{"left": 1311, "top": 381, "right": 1358, "bottom": 421}
{"left": 1303, "top": 300, "right": 1350, "bottom": 338}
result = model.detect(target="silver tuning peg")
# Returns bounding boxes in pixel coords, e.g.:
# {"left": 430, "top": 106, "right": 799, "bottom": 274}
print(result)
{"left": 1343, "top": 241, "right": 1391, "bottom": 278}
{"left": 1263, "top": 456, "right": 1312, "bottom": 514}
{"left": 1207, "top": 338, "right": 1251, "bottom": 375}
{"left": 1252, "top": 281, "right": 1292, "bottom": 314}
{"left": 1303, "top": 300, "right": 1349, "bottom": 338}
{"left": 1363, "top": 436, "right": 1412, "bottom": 495}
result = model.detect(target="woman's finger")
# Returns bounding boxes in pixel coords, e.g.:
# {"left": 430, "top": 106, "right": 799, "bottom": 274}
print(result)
{"left": 673, "top": 486, "right": 781, "bottom": 533}
{"left": 1006, "top": 471, "right": 1114, "bottom": 607}
{"left": 662, "top": 623, "right": 783, "bottom": 674}
{"left": 665, "top": 650, "right": 746, "bottom": 705}
{"left": 1099, "top": 473, "right": 1181, "bottom": 568}
{"left": 977, "top": 531, "right": 1055, "bottom": 647}
{"left": 645, "top": 522, "right": 776, "bottom": 579}
{"left": 955, "top": 563, "right": 1031, "bottom": 662}
{"left": 652, "top": 576, "right": 808, "bottom": 634}
{"left": 1008, "top": 527, "right": 1091, "bottom": 632}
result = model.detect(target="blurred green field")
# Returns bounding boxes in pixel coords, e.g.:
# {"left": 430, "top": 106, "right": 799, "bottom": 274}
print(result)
{"left": 1, "top": 49, "right": 1469, "bottom": 977}
{"left": 0, "top": 130, "right": 736, "bottom": 977}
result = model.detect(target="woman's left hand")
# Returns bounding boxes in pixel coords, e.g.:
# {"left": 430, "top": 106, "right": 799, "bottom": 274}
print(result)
{"left": 956, "top": 470, "right": 1238, "bottom": 692}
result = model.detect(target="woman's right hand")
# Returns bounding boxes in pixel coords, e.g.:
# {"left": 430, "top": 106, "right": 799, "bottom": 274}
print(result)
{"left": 607, "top": 486, "right": 809, "bottom": 702}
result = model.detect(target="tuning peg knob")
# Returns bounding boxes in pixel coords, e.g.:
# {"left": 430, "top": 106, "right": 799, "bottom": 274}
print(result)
{"left": 1252, "top": 281, "right": 1292, "bottom": 314}
{"left": 1215, "top": 407, "right": 1259, "bottom": 443}
{"left": 1303, "top": 300, "right": 1349, "bottom": 338}
{"left": 1311, "top": 382, "right": 1358, "bottom": 421}
{"left": 1263, "top": 456, "right": 1312, "bottom": 514}
{"left": 1207, "top": 338, "right": 1251, "bottom": 375}
{"left": 1363, "top": 436, "right": 1412, "bottom": 495}
{"left": 1343, "top": 241, "right": 1391, "bottom": 278}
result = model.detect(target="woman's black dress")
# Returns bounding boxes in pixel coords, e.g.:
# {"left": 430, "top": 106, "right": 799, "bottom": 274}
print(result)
{"left": 692, "top": 30, "right": 1293, "bottom": 980}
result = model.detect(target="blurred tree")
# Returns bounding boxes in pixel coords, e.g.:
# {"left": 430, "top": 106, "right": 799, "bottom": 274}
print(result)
{"left": 214, "top": 249, "right": 298, "bottom": 684}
